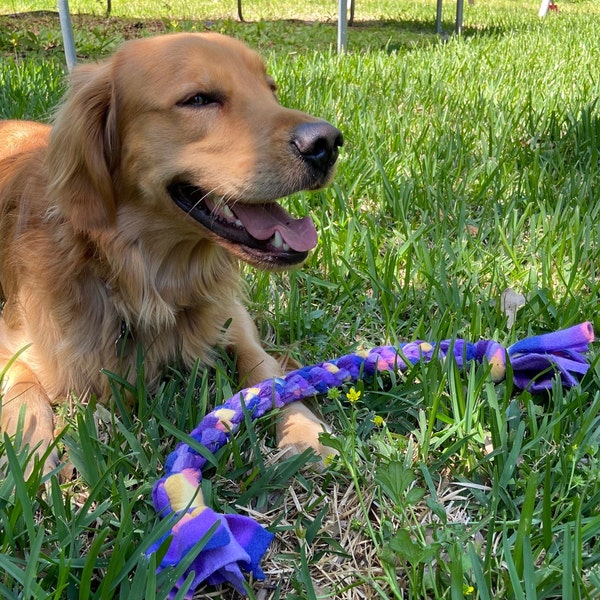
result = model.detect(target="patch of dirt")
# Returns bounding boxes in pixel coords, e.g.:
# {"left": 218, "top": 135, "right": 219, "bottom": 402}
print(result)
{"left": 1, "top": 11, "right": 170, "bottom": 37}
{"left": 0, "top": 11, "right": 214, "bottom": 61}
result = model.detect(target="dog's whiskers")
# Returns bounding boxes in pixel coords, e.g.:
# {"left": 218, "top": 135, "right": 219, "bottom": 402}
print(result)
{"left": 190, "top": 187, "right": 219, "bottom": 215}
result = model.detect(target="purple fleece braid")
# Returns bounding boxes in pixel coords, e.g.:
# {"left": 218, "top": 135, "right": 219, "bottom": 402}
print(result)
{"left": 148, "top": 322, "right": 594, "bottom": 597}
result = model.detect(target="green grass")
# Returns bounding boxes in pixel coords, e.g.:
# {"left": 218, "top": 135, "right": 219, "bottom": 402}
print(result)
{"left": 1, "top": 0, "right": 600, "bottom": 598}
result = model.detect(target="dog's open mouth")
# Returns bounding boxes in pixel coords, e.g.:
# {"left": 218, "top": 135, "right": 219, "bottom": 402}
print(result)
{"left": 168, "top": 183, "right": 318, "bottom": 266}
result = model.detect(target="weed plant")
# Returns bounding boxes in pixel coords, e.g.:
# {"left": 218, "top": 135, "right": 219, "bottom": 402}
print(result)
{"left": 1, "top": 0, "right": 600, "bottom": 598}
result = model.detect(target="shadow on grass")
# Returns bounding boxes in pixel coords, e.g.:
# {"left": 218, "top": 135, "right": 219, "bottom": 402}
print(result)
{"left": 0, "top": 10, "right": 508, "bottom": 62}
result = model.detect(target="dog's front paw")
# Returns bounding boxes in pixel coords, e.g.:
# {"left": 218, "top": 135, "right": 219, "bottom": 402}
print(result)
{"left": 276, "top": 402, "right": 337, "bottom": 468}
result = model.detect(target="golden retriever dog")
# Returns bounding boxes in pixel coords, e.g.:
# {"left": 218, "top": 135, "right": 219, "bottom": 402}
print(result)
{"left": 0, "top": 32, "right": 342, "bottom": 473}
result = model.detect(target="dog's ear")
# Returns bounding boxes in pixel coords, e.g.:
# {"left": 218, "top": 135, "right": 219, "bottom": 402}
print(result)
{"left": 47, "top": 61, "right": 119, "bottom": 232}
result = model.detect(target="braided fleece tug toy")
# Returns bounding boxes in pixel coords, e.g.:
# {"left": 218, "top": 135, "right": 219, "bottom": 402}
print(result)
{"left": 149, "top": 322, "right": 594, "bottom": 597}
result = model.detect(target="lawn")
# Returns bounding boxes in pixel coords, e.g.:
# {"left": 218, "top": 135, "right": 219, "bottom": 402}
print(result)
{"left": 1, "top": 0, "right": 600, "bottom": 598}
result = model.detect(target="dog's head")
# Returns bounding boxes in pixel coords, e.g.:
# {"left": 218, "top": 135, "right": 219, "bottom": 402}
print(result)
{"left": 47, "top": 33, "right": 342, "bottom": 269}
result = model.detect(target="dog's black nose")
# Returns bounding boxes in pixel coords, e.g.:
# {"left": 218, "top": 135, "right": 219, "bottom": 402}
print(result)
{"left": 292, "top": 121, "right": 343, "bottom": 174}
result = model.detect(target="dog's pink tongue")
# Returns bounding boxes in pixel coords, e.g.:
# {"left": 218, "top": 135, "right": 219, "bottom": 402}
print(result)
{"left": 232, "top": 202, "right": 318, "bottom": 252}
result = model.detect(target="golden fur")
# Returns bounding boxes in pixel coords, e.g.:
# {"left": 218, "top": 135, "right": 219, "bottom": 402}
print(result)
{"left": 0, "top": 33, "right": 342, "bottom": 471}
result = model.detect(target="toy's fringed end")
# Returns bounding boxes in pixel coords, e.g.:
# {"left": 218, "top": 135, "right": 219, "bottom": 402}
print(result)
{"left": 508, "top": 321, "right": 594, "bottom": 392}
{"left": 150, "top": 468, "right": 274, "bottom": 597}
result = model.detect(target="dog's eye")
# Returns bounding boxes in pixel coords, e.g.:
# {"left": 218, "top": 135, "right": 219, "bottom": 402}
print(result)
{"left": 266, "top": 76, "right": 278, "bottom": 95}
{"left": 178, "top": 92, "right": 220, "bottom": 107}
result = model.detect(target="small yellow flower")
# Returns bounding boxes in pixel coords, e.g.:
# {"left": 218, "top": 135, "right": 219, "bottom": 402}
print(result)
{"left": 324, "top": 453, "right": 336, "bottom": 467}
{"left": 463, "top": 584, "right": 475, "bottom": 596}
{"left": 373, "top": 415, "right": 386, "bottom": 427}
{"left": 347, "top": 387, "right": 361, "bottom": 403}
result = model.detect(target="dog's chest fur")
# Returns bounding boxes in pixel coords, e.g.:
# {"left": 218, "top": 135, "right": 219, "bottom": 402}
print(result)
{"left": 1, "top": 203, "right": 241, "bottom": 400}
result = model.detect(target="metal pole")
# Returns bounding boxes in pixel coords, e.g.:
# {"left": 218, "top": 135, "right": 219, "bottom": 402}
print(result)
{"left": 455, "top": 0, "right": 464, "bottom": 34}
{"left": 436, "top": 0, "right": 443, "bottom": 34}
{"left": 337, "top": 0, "right": 348, "bottom": 52}
{"left": 57, "top": 0, "right": 77, "bottom": 71}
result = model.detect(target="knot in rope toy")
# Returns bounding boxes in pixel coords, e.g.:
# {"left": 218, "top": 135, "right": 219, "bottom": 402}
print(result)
{"left": 148, "top": 322, "right": 594, "bottom": 597}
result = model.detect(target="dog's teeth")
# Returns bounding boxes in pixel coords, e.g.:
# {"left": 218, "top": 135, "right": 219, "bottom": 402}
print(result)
{"left": 272, "top": 231, "right": 283, "bottom": 248}
{"left": 235, "top": 219, "right": 243, "bottom": 227}
{"left": 222, "top": 205, "right": 235, "bottom": 219}
{"left": 282, "top": 242, "right": 290, "bottom": 251}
